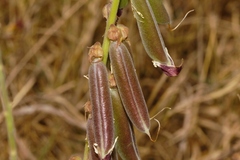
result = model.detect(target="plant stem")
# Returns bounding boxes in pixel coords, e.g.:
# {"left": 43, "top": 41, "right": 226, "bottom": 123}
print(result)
{"left": 0, "top": 51, "right": 17, "bottom": 160}
{"left": 83, "top": 138, "right": 89, "bottom": 160}
{"left": 102, "top": 0, "right": 120, "bottom": 64}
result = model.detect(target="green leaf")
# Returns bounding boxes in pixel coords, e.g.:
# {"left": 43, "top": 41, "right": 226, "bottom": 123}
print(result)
{"left": 148, "top": 0, "right": 170, "bottom": 24}
{"left": 119, "top": 0, "right": 129, "bottom": 9}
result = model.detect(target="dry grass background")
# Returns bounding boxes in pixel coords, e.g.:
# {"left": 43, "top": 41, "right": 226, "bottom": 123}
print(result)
{"left": 0, "top": 0, "right": 240, "bottom": 159}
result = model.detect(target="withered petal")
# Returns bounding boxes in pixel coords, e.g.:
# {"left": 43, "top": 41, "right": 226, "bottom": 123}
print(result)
{"left": 160, "top": 64, "right": 182, "bottom": 77}
{"left": 153, "top": 60, "right": 183, "bottom": 77}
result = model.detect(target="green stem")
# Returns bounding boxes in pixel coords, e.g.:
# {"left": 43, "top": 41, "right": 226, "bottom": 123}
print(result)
{"left": 102, "top": 0, "right": 120, "bottom": 64}
{"left": 0, "top": 51, "right": 17, "bottom": 160}
{"left": 83, "top": 138, "right": 89, "bottom": 160}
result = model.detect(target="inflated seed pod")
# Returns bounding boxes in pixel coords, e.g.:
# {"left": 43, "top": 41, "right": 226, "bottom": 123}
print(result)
{"left": 131, "top": 0, "right": 182, "bottom": 76}
{"left": 88, "top": 61, "right": 114, "bottom": 160}
{"left": 111, "top": 87, "right": 140, "bottom": 160}
{"left": 109, "top": 41, "right": 150, "bottom": 135}
{"left": 148, "top": 0, "right": 170, "bottom": 24}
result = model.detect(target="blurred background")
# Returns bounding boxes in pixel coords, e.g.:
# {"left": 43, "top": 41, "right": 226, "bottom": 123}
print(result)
{"left": 0, "top": 0, "right": 240, "bottom": 159}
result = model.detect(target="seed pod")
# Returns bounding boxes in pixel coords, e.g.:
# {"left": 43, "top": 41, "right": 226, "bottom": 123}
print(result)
{"left": 148, "top": 0, "right": 170, "bottom": 24}
{"left": 88, "top": 61, "right": 115, "bottom": 159}
{"left": 87, "top": 118, "right": 100, "bottom": 160}
{"left": 131, "top": 0, "right": 182, "bottom": 76}
{"left": 109, "top": 41, "right": 150, "bottom": 135}
{"left": 111, "top": 87, "right": 140, "bottom": 160}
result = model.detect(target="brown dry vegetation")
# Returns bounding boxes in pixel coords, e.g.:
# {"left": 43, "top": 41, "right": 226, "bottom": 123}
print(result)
{"left": 0, "top": 0, "right": 240, "bottom": 160}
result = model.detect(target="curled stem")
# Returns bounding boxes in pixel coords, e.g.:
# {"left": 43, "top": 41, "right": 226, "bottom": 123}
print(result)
{"left": 170, "top": 9, "right": 195, "bottom": 31}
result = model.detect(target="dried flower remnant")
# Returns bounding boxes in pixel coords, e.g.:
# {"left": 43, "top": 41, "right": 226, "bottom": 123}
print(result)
{"left": 108, "top": 24, "right": 129, "bottom": 45}
{"left": 88, "top": 61, "right": 115, "bottom": 159}
{"left": 131, "top": 0, "right": 182, "bottom": 76}
{"left": 102, "top": 0, "right": 129, "bottom": 19}
{"left": 109, "top": 41, "right": 150, "bottom": 135}
{"left": 102, "top": 2, "right": 112, "bottom": 19}
{"left": 153, "top": 59, "right": 183, "bottom": 77}
{"left": 88, "top": 42, "right": 103, "bottom": 63}
{"left": 84, "top": 101, "right": 92, "bottom": 120}
{"left": 117, "top": 24, "right": 129, "bottom": 40}
{"left": 108, "top": 24, "right": 122, "bottom": 42}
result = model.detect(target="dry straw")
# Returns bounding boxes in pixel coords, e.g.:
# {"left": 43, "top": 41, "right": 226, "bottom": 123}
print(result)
{"left": 0, "top": 0, "right": 240, "bottom": 159}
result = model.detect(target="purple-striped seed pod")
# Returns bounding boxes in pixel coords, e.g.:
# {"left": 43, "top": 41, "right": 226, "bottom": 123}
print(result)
{"left": 110, "top": 86, "right": 140, "bottom": 160}
{"left": 87, "top": 118, "right": 100, "bottom": 160}
{"left": 109, "top": 41, "right": 150, "bottom": 135}
{"left": 88, "top": 61, "right": 115, "bottom": 160}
